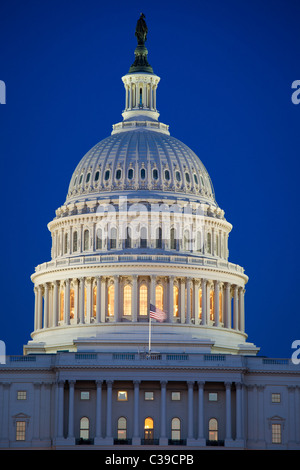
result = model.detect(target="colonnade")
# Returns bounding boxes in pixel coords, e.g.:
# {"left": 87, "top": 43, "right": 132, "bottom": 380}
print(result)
{"left": 34, "top": 275, "right": 245, "bottom": 333}
{"left": 55, "top": 379, "right": 244, "bottom": 445}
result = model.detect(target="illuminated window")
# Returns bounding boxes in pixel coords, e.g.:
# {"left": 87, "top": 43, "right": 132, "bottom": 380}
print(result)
{"left": 171, "top": 418, "right": 181, "bottom": 440}
{"left": 144, "top": 417, "right": 154, "bottom": 440}
{"left": 139, "top": 284, "right": 148, "bottom": 316}
{"left": 118, "top": 417, "right": 127, "bottom": 440}
{"left": 93, "top": 286, "right": 97, "bottom": 318}
{"left": 145, "top": 392, "right": 154, "bottom": 400}
{"left": 16, "top": 421, "right": 26, "bottom": 441}
{"left": 209, "top": 418, "right": 218, "bottom": 441}
{"left": 108, "top": 285, "right": 114, "bottom": 317}
{"left": 118, "top": 391, "right": 128, "bottom": 401}
{"left": 84, "top": 287, "right": 87, "bottom": 318}
{"left": 80, "top": 417, "right": 89, "bottom": 440}
{"left": 171, "top": 392, "right": 181, "bottom": 401}
{"left": 272, "top": 424, "right": 282, "bottom": 443}
{"left": 17, "top": 391, "right": 27, "bottom": 400}
{"left": 219, "top": 290, "right": 223, "bottom": 322}
{"left": 83, "top": 230, "right": 89, "bottom": 251}
{"left": 123, "top": 285, "right": 132, "bottom": 316}
{"left": 80, "top": 391, "right": 90, "bottom": 400}
{"left": 70, "top": 289, "right": 74, "bottom": 319}
{"left": 155, "top": 285, "right": 163, "bottom": 311}
{"left": 209, "top": 393, "right": 218, "bottom": 402}
{"left": 60, "top": 289, "right": 64, "bottom": 321}
{"left": 199, "top": 289, "right": 202, "bottom": 320}
{"left": 173, "top": 285, "right": 179, "bottom": 317}
{"left": 272, "top": 393, "right": 281, "bottom": 403}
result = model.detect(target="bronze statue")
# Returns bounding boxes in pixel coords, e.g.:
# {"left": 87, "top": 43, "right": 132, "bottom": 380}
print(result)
{"left": 135, "top": 13, "right": 148, "bottom": 45}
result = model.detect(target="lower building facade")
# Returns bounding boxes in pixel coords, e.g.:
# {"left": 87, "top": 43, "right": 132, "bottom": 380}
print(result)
{"left": 0, "top": 352, "right": 299, "bottom": 450}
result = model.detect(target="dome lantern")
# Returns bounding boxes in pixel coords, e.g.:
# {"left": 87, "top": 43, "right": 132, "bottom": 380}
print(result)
{"left": 121, "top": 14, "right": 160, "bottom": 122}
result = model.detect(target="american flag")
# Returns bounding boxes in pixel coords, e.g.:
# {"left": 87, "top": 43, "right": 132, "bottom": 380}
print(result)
{"left": 150, "top": 303, "right": 167, "bottom": 322}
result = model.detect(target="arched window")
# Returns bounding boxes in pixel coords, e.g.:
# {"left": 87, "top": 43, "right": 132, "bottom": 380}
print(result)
{"left": 139, "top": 284, "right": 148, "bottom": 316}
{"left": 116, "top": 169, "right": 122, "bottom": 180}
{"left": 108, "top": 285, "right": 114, "bottom": 317}
{"left": 164, "top": 169, "right": 170, "bottom": 181}
{"left": 104, "top": 169, "right": 110, "bottom": 181}
{"left": 86, "top": 172, "right": 91, "bottom": 183}
{"left": 80, "top": 417, "right": 89, "bottom": 440}
{"left": 141, "top": 168, "right": 146, "bottom": 180}
{"left": 64, "top": 233, "right": 68, "bottom": 254}
{"left": 170, "top": 227, "right": 177, "bottom": 250}
{"left": 73, "top": 231, "right": 78, "bottom": 252}
{"left": 183, "top": 229, "right": 190, "bottom": 251}
{"left": 96, "top": 228, "right": 102, "bottom": 250}
{"left": 110, "top": 227, "right": 117, "bottom": 249}
{"left": 171, "top": 418, "right": 181, "bottom": 440}
{"left": 156, "top": 227, "right": 162, "bottom": 249}
{"left": 173, "top": 285, "right": 179, "bottom": 317}
{"left": 123, "top": 285, "right": 132, "bottom": 316}
{"left": 152, "top": 168, "right": 158, "bottom": 180}
{"left": 144, "top": 417, "right": 154, "bottom": 440}
{"left": 155, "top": 285, "right": 164, "bottom": 312}
{"left": 140, "top": 226, "right": 147, "bottom": 248}
{"left": 94, "top": 170, "right": 100, "bottom": 182}
{"left": 196, "top": 231, "right": 202, "bottom": 252}
{"left": 185, "top": 172, "right": 190, "bottom": 183}
{"left": 128, "top": 168, "right": 134, "bottom": 180}
{"left": 83, "top": 230, "right": 89, "bottom": 251}
{"left": 60, "top": 289, "right": 64, "bottom": 322}
{"left": 207, "top": 233, "right": 212, "bottom": 254}
{"left": 70, "top": 288, "right": 74, "bottom": 319}
{"left": 125, "top": 227, "right": 131, "bottom": 249}
{"left": 118, "top": 417, "right": 127, "bottom": 440}
{"left": 208, "top": 418, "right": 218, "bottom": 441}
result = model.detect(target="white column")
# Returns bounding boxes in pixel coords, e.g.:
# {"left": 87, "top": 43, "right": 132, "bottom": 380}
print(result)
{"left": 233, "top": 285, "right": 239, "bottom": 330}
{"left": 194, "top": 280, "right": 200, "bottom": 325}
{"left": 201, "top": 279, "right": 207, "bottom": 325}
{"left": 79, "top": 278, "right": 85, "bottom": 324}
{"left": 86, "top": 278, "right": 92, "bottom": 324}
{"left": 224, "top": 283, "right": 231, "bottom": 328}
{"left": 133, "top": 381, "right": 141, "bottom": 445}
{"left": 186, "top": 278, "right": 192, "bottom": 324}
{"left": 52, "top": 281, "right": 59, "bottom": 327}
{"left": 95, "top": 381, "right": 103, "bottom": 443}
{"left": 235, "top": 382, "right": 243, "bottom": 442}
{"left": 57, "top": 380, "right": 64, "bottom": 439}
{"left": 180, "top": 278, "right": 185, "bottom": 324}
{"left": 132, "top": 275, "right": 138, "bottom": 322}
{"left": 96, "top": 276, "right": 101, "bottom": 323}
{"left": 34, "top": 287, "right": 38, "bottom": 330}
{"left": 106, "top": 380, "right": 113, "bottom": 441}
{"left": 197, "top": 381, "right": 205, "bottom": 444}
{"left": 239, "top": 288, "right": 245, "bottom": 332}
{"left": 37, "top": 285, "right": 43, "bottom": 330}
{"left": 168, "top": 276, "right": 174, "bottom": 323}
{"left": 64, "top": 279, "right": 70, "bottom": 325}
{"left": 159, "top": 381, "right": 167, "bottom": 445}
{"left": 214, "top": 281, "right": 220, "bottom": 327}
{"left": 67, "top": 380, "right": 75, "bottom": 440}
{"left": 114, "top": 275, "right": 119, "bottom": 322}
{"left": 187, "top": 381, "right": 194, "bottom": 441}
{"left": 43, "top": 283, "right": 49, "bottom": 329}
{"left": 225, "top": 382, "right": 232, "bottom": 445}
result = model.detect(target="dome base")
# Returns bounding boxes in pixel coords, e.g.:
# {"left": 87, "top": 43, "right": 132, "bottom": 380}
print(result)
{"left": 24, "top": 323, "right": 259, "bottom": 356}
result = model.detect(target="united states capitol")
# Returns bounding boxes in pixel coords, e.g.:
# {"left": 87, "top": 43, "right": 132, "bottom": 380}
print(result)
{"left": 0, "top": 14, "right": 299, "bottom": 450}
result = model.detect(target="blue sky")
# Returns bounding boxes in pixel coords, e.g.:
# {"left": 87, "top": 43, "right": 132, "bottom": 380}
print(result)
{"left": 0, "top": 0, "right": 299, "bottom": 357}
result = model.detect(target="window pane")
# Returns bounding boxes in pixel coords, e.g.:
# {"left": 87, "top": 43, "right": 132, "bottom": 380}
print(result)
{"left": 118, "top": 391, "right": 128, "bottom": 401}
{"left": 145, "top": 392, "right": 154, "bottom": 400}
{"left": 209, "top": 392, "right": 218, "bottom": 401}
{"left": 80, "top": 391, "right": 90, "bottom": 400}
{"left": 139, "top": 285, "right": 148, "bottom": 316}
{"left": 171, "top": 392, "right": 181, "bottom": 401}
{"left": 173, "top": 286, "right": 179, "bottom": 317}
{"left": 272, "top": 424, "right": 281, "bottom": 443}
{"left": 155, "top": 285, "right": 163, "bottom": 311}
{"left": 16, "top": 421, "right": 26, "bottom": 441}
{"left": 108, "top": 285, "right": 114, "bottom": 317}
{"left": 123, "top": 285, "right": 132, "bottom": 316}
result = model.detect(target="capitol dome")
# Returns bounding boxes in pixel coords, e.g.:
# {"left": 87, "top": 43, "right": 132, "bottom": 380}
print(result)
{"left": 66, "top": 128, "right": 216, "bottom": 207}
{"left": 25, "top": 15, "right": 259, "bottom": 357}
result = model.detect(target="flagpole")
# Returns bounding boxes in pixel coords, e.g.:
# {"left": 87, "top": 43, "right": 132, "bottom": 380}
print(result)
{"left": 148, "top": 316, "right": 151, "bottom": 354}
